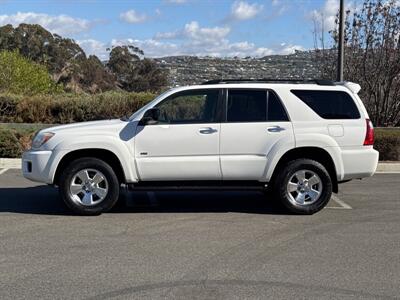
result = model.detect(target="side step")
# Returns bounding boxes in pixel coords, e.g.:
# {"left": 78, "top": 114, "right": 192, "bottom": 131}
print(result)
{"left": 126, "top": 181, "right": 268, "bottom": 191}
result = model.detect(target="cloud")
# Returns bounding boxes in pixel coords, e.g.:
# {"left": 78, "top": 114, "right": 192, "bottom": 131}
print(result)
{"left": 111, "top": 38, "right": 179, "bottom": 57}
{"left": 78, "top": 35, "right": 304, "bottom": 59}
{"left": 120, "top": 9, "right": 147, "bottom": 23}
{"left": 310, "top": 0, "right": 359, "bottom": 31}
{"left": 155, "top": 21, "right": 230, "bottom": 43}
{"left": 0, "top": 12, "right": 92, "bottom": 35}
{"left": 77, "top": 39, "right": 108, "bottom": 60}
{"left": 229, "top": 1, "right": 263, "bottom": 21}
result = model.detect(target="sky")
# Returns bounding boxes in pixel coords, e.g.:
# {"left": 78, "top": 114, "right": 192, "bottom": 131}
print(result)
{"left": 0, "top": 0, "right": 352, "bottom": 59}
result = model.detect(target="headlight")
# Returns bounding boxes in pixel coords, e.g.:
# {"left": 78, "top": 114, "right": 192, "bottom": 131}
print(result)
{"left": 32, "top": 132, "right": 55, "bottom": 149}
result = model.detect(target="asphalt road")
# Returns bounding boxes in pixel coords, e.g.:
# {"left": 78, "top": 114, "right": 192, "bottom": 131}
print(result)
{"left": 0, "top": 169, "right": 399, "bottom": 299}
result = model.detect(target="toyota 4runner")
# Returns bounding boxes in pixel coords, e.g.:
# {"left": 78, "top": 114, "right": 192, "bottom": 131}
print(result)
{"left": 22, "top": 79, "right": 379, "bottom": 215}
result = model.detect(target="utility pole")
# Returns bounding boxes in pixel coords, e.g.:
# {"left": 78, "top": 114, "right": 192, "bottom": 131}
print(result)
{"left": 337, "top": 0, "right": 345, "bottom": 81}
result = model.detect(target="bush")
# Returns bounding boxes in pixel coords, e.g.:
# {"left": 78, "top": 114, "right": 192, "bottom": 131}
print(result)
{"left": 0, "top": 129, "right": 22, "bottom": 158}
{"left": 0, "top": 50, "right": 62, "bottom": 95}
{"left": 375, "top": 128, "right": 400, "bottom": 161}
{"left": 0, "top": 91, "right": 155, "bottom": 123}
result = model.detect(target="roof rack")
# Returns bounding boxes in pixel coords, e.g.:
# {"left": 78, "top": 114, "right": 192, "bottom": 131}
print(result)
{"left": 201, "top": 78, "right": 336, "bottom": 86}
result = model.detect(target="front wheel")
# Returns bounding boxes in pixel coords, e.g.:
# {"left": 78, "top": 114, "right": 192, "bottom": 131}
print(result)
{"left": 59, "top": 157, "right": 120, "bottom": 215}
{"left": 274, "top": 159, "right": 332, "bottom": 214}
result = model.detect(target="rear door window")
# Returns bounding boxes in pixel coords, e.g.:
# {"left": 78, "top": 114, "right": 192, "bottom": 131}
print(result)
{"left": 267, "top": 91, "right": 289, "bottom": 121}
{"left": 227, "top": 89, "right": 267, "bottom": 122}
{"left": 291, "top": 90, "right": 360, "bottom": 119}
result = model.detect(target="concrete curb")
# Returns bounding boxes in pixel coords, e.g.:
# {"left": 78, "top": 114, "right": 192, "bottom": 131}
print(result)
{"left": 1, "top": 158, "right": 400, "bottom": 173}
{"left": 0, "top": 158, "right": 21, "bottom": 169}
{"left": 376, "top": 162, "right": 400, "bottom": 173}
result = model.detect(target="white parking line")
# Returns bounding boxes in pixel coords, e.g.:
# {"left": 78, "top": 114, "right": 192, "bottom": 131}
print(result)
{"left": 328, "top": 195, "right": 352, "bottom": 209}
{"left": 0, "top": 168, "right": 9, "bottom": 175}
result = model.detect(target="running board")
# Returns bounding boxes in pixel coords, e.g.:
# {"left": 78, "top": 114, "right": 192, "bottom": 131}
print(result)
{"left": 126, "top": 181, "right": 268, "bottom": 191}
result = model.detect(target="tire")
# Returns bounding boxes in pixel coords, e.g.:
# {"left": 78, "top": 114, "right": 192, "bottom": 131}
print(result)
{"left": 59, "top": 157, "right": 120, "bottom": 215}
{"left": 273, "top": 159, "right": 332, "bottom": 215}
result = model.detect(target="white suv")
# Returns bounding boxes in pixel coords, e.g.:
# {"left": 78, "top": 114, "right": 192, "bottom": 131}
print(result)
{"left": 22, "top": 79, "right": 379, "bottom": 215}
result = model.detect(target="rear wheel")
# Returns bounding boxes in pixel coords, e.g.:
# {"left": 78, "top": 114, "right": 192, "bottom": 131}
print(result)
{"left": 59, "top": 157, "right": 120, "bottom": 215}
{"left": 274, "top": 159, "right": 332, "bottom": 214}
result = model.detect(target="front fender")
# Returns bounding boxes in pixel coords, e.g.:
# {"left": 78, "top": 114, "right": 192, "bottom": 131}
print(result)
{"left": 49, "top": 135, "right": 138, "bottom": 183}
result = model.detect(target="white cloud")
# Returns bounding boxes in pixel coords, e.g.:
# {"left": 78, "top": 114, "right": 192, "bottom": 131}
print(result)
{"left": 155, "top": 21, "right": 230, "bottom": 42}
{"left": 278, "top": 43, "right": 305, "bottom": 55}
{"left": 111, "top": 38, "right": 179, "bottom": 57}
{"left": 310, "top": 0, "right": 359, "bottom": 31}
{"left": 0, "top": 12, "right": 92, "bottom": 35}
{"left": 77, "top": 39, "right": 108, "bottom": 60}
{"left": 120, "top": 9, "right": 147, "bottom": 23}
{"left": 230, "top": 1, "right": 263, "bottom": 21}
{"left": 78, "top": 36, "right": 304, "bottom": 59}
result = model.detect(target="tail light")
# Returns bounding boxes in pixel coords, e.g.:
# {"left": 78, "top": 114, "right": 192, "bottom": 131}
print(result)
{"left": 363, "top": 119, "right": 374, "bottom": 146}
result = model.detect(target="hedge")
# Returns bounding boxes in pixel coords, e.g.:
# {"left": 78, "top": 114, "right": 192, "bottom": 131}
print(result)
{"left": 375, "top": 128, "right": 400, "bottom": 161}
{"left": 0, "top": 124, "right": 399, "bottom": 160}
{"left": 0, "top": 92, "right": 155, "bottom": 124}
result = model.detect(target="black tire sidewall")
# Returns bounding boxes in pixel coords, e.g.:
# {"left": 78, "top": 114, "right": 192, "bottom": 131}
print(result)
{"left": 59, "top": 157, "right": 120, "bottom": 215}
{"left": 275, "top": 159, "right": 332, "bottom": 214}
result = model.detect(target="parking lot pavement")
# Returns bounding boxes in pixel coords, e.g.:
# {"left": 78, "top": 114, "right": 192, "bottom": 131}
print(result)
{"left": 0, "top": 169, "right": 399, "bottom": 299}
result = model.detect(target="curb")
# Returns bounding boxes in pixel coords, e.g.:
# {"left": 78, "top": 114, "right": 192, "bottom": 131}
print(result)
{"left": 375, "top": 162, "right": 400, "bottom": 173}
{"left": 1, "top": 158, "right": 400, "bottom": 173}
{"left": 0, "top": 158, "right": 21, "bottom": 169}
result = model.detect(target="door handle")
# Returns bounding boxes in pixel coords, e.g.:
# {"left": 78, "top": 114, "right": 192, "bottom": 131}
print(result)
{"left": 267, "top": 126, "right": 285, "bottom": 133}
{"left": 199, "top": 127, "right": 218, "bottom": 134}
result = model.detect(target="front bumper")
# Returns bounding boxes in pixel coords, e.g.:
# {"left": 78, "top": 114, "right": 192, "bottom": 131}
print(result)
{"left": 22, "top": 150, "right": 54, "bottom": 184}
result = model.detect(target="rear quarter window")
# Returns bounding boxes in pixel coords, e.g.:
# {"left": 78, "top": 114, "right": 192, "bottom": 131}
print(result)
{"left": 291, "top": 90, "right": 360, "bottom": 119}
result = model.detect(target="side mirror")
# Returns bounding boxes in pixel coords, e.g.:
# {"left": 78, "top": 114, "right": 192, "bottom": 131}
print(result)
{"left": 140, "top": 108, "right": 160, "bottom": 125}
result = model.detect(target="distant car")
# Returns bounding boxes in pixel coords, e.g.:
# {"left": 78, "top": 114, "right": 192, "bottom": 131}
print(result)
{"left": 22, "top": 79, "right": 379, "bottom": 215}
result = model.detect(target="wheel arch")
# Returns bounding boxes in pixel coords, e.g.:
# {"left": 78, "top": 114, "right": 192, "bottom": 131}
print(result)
{"left": 53, "top": 148, "right": 126, "bottom": 186}
{"left": 269, "top": 147, "right": 339, "bottom": 193}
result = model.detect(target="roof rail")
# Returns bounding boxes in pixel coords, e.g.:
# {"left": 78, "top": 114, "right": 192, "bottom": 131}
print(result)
{"left": 201, "top": 78, "right": 336, "bottom": 86}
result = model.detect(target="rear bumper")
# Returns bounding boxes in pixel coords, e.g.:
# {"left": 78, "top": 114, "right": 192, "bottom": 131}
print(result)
{"left": 341, "top": 147, "right": 379, "bottom": 180}
{"left": 22, "top": 150, "right": 54, "bottom": 184}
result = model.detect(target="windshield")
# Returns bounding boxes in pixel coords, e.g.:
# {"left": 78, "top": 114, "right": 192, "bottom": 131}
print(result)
{"left": 129, "top": 89, "right": 174, "bottom": 121}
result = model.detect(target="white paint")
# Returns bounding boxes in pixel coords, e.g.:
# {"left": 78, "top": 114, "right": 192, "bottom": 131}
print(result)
{"left": 0, "top": 168, "right": 9, "bottom": 175}
{"left": 134, "top": 123, "right": 221, "bottom": 180}
{"left": 220, "top": 121, "right": 294, "bottom": 180}
{"left": 329, "top": 195, "right": 352, "bottom": 209}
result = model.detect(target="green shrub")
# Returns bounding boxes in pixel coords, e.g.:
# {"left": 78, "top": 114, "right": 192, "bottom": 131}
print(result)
{"left": 0, "top": 50, "right": 62, "bottom": 95}
{"left": 0, "top": 91, "right": 155, "bottom": 123}
{"left": 0, "top": 129, "right": 22, "bottom": 158}
{"left": 375, "top": 129, "right": 400, "bottom": 161}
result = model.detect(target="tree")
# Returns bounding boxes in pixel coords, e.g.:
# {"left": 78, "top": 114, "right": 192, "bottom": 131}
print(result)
{"left": 107, "top": 45, "right": 168, "bottom": 92}
{"left": 0, "top": 24, "right": 117, "bottom": 93}
{"left": 0, "top": 50, "right": 61, "bottom": 95}
{"left": 0, "top": 24, "right": 169, "bottom": 94}
{"left": 313, "top": 0, "right": 400, "bottom": 126}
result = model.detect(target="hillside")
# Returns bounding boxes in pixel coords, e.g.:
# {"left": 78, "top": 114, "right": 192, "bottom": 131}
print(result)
{"left": 155, "top": 51, "right": 321, "bottom": 86}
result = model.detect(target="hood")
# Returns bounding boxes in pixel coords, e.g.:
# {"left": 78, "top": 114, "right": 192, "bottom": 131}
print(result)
{"left": 45, "top": 119, "right": 127, "bottom": 134}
